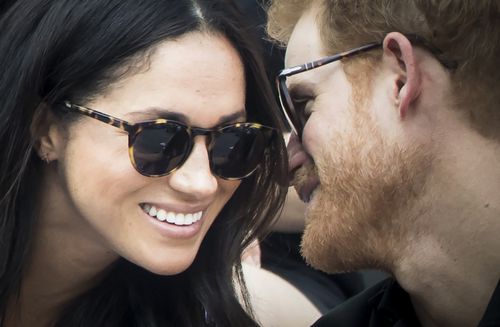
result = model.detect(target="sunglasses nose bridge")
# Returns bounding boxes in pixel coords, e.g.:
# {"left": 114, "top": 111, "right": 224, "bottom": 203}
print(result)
{"left": 190, "top": 127, "right": 215, "bottom": 147}
{"left": 190, "top": 127, "right": 212, "bottom": 136}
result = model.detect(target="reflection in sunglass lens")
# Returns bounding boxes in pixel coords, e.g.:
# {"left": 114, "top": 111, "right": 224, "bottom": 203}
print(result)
{"left": 211, "top": 126, "right": 271, "bottom": 179}
{"left": 132, "top": 124, "right": 190, "bottom": 176}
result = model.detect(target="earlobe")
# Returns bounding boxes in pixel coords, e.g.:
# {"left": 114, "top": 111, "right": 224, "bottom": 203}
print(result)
{"left": 382, "top": 32, "right": 422, "bottom": 119}
{"left": 31, "top": 103, "right": 60, "bottom": 163}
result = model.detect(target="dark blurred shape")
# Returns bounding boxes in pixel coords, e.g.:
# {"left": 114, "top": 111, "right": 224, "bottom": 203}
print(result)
{"left": 234, "top": 0, "right": 285, "bottom": 81}
{"left": 261, "top": 233, "right": 366, "bottom": 314}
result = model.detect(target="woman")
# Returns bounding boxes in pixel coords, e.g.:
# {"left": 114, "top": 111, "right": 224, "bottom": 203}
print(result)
{"left": 0, "top": 0, "right": 287, "bottom": 326}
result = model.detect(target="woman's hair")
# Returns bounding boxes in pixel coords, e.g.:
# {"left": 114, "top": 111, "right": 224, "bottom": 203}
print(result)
{"left": 0, "top": 0, "right": 287, "bottom": 325}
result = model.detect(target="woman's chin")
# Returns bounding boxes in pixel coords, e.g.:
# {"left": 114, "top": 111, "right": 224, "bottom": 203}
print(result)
{"left": 138, "top": 253, "right": 198, "bottom": 276}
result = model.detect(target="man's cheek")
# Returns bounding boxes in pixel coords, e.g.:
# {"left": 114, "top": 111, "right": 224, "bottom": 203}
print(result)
{"left": 302, "top": 116, "right": 333, "bottom": 155}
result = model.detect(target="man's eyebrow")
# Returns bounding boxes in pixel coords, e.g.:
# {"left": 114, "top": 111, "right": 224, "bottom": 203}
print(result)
{"left": 288, "top": 82, "right": 315, "bottom": 99}
{"left": 125, "top": 107, "right": 247, "bottom": 126}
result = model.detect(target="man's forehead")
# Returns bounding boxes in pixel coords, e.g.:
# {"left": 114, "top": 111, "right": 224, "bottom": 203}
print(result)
{"left": 284, "top": 7, "right": 326, "bottom": 67}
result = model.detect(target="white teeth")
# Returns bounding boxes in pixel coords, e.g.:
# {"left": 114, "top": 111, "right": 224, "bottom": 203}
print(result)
{"left": 175, "top": 213, "right": 185, "bottom": 226}
{"left": 142, "top": 204, "right": 203, "bottom": 226}
{"left": 166, "top": 212, "right": 176, "bottom": 223}
{"left": 156, "top": 209, "right": 167, "bottom": 222}
{"left": 185, "top": 213, "right": 193, "bottom": 225}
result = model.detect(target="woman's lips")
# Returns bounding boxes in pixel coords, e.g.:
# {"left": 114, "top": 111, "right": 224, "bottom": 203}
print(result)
{"left": 138, "top": 205, "right": 204, "bottom": 239}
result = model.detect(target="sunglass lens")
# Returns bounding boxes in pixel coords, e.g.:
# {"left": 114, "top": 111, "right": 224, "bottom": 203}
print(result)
{"left": 278, "top": 78, "right": 303, "bottom": 136}
{"left": 132, "top": 124, "right": 190, "bottom": 176}
{"left": 211, "top": 125, "right": 272, "bottom": 179}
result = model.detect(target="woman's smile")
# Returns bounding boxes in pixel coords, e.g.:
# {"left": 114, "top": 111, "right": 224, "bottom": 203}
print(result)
{"left": 140, "top": 203, "right": 204, "bottom": 226}
{"left": 138, "top": 203, "right": 205, "bottom": 239}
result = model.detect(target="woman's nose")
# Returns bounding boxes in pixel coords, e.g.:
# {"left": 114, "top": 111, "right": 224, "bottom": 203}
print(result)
{"left": 168, "top": 137, "right": 218, "bottom": 200}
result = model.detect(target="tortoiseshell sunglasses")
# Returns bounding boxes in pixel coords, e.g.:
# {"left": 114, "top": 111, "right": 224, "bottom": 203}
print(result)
{"left": 61, "top": 101, "right": 276, "bottom": 179}
{"left": 276, "top": 34, "right": 458, "bottom": 138}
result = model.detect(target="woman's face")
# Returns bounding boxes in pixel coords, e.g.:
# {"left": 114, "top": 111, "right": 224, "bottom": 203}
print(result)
{"left": 51, "top": 32, "right": 245, "bottom": 275}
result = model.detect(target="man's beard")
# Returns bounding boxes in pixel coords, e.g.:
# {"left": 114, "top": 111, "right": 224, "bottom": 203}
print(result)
{"left": 297, "top": 106, "right": 432, "bottom": 274}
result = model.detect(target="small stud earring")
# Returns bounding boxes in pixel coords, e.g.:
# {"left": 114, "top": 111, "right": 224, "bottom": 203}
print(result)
{"left": 41, "top": 153, "right": 50, "bottom": 164}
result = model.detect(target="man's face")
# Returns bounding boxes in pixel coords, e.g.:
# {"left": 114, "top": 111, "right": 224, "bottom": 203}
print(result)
{"left": 285, "top": 8, "right": 432, "bottom": 273}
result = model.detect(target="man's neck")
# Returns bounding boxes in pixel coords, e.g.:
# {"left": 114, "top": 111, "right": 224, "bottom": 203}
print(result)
{"left": 396, "top": 233, "right": 500, "bottom": 327}
{"left": 393, "top": 131, "right": 500, "bottom": 327}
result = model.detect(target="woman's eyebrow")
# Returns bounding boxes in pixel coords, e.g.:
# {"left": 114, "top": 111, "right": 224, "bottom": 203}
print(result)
{"left": 125, "top": 107, "right": 247, "bottom": 125}
{"left": 125, "top": 108, "right": 187, "bottom": 122}
{"left": 217, "top": 110, "right": 246, "bottom": 125}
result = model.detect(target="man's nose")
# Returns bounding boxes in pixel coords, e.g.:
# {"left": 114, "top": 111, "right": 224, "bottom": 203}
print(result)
{"left": 287, "top": 132, "right": 311, "bottom": 174}
{"left": 168, "top": 137, "right": 218, "bottom": 201}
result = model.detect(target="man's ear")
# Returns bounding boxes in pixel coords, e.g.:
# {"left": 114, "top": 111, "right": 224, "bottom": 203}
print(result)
{"left": 31, "top": 103, "right": 62, "bottom": 163}
{"left": 382, "top": 32, "right": 422, "bottom": 119}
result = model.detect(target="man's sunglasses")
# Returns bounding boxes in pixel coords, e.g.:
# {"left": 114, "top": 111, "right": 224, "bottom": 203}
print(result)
{"left": 276, "top": 34, "right": 458, "bottom": 138}
{"left": 60, "top": 101, "right": 276, "bottom": 180}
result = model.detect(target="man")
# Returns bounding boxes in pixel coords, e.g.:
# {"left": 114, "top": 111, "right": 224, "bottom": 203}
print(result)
{"left": 267, "top": 1, "right": 500, "bottom": 326}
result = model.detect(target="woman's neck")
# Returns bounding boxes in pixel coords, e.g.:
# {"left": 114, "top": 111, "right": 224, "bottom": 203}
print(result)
{"left": 6, "top": 175, "right": 118, "bottom": 327}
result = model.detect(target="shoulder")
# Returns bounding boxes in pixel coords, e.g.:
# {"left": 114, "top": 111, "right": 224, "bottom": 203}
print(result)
{"left": 312, "top": 278, "right": 395, "bottom": 327}
{"left": 242, "top": 263, "right": 322, "bottom": 327}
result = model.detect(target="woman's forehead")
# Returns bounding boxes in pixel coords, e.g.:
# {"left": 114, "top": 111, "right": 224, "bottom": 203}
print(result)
{"left": 86, "top": 32, "right": 247, "bottom": 128}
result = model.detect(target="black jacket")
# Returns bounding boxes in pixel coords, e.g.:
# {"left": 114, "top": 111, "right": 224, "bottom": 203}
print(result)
{"left": 312, "top": 278, "right": 500, "bottom": 327}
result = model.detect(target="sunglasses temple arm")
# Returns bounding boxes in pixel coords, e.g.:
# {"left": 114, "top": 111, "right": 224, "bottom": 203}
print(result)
{"left": 64, "top": 101, "right": 134, "bottom": 133}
